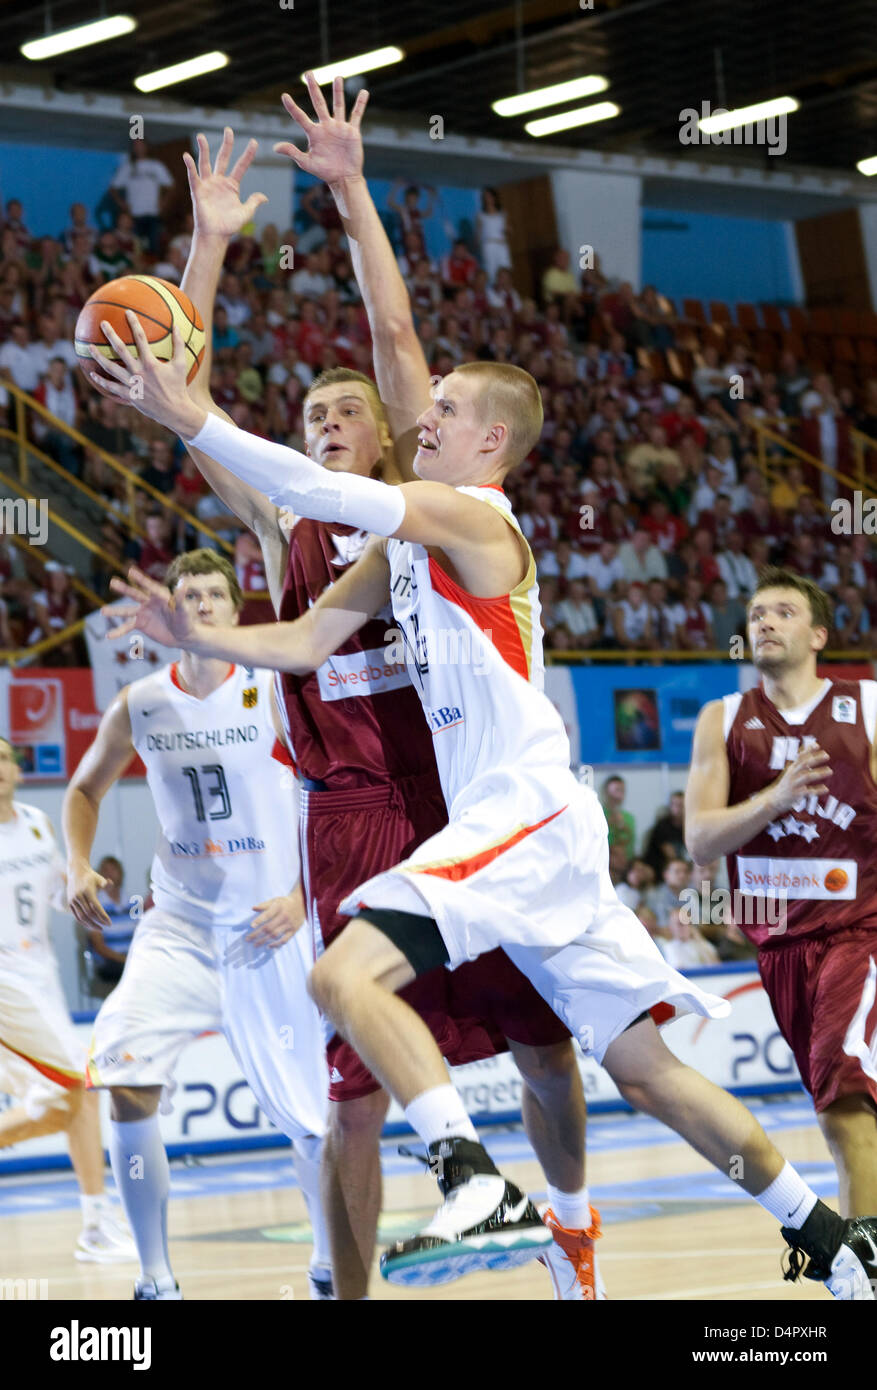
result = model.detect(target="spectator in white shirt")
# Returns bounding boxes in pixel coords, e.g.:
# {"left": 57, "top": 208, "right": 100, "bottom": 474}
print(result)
{"left": 616, "top": 858, "right": 658, "bottom": 914}
{"left": 659, "top": 908, "right": 720, "bottom": 969}
{"left": 0, "top": 322, "right": 42, "bottom": 393}
{"left": 689, "top": 462, "right": 726, "bottom": 520}
{"left": 520, "top": 490, "right": 560, "bottom": 555}
{"left": 617, "top": 529, "right": 668, "bottom": 585}
{"left": 216, "top": 272, "right": 252, "bottom": 328}
{"left": 586, "top": 539, "right": 626, "bottom": 594}
{"left": 556, "top": 579, "right": 600, "bottom": 649}
{"left": 716, "top": 530, "right": 758, "bottom": 599}
{"left": 153, "top": 244, "right": 186, "bottom": 286}
{"left": 33, "top": 358, "right": 80, "bottom": 475}
{"left": 692, "top": 344, "right": 730, "bottom": 403}
{"left": 290, "top": 250, "right": 334, "bottom": 300}
{"left": 110, "top": 139, "right": 173, "bottom": 255}
{"left": 612, "top": 581, "right": 655, "bottom": 649}
{"left": 30, "top": 313, "right": 79, "bottom": 376}
{"left": 705, "top": 432, "right": 738, "bottom": 489}
{"left": 540, "top": 539, "right": 591, "bottom": 584}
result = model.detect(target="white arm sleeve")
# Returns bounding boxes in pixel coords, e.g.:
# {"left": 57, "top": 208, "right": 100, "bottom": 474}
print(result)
{"left": 184, "top": 413, "right": 407, "bottom": 537}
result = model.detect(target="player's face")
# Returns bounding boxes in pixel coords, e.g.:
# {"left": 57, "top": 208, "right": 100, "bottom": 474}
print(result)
{"left": 0, "top": 741, "right": 21, "bottom": 800}
{"left": 172, "top": 573, "right": 239, "bottom": 630}
{"left": 304, "top": 383, "right": 391, "bottom": 478}
{"left": 414, "top": 374, "right": 498, "bottom": 484}
{"left": 747, "top": 588, "right": 824, "bottom": 672}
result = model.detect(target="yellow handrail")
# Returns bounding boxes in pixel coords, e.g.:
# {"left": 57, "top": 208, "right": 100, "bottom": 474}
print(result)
{"left": 0, "top": 432, "right": 148, "bottom": 541}
{"left": 5, "top": 531, "right": 105, "bottom": 609}
{"left": 750, "top": 420, "right": 877, "bottom": 500}
{"left": 0, "top": 616, "right": 88, "bottom": 666}
{"left": 0, "top": 379, "right": 233, "bottom": 552}
{"left": 545, "top": 648, "right": 875, "bottom": 663}
{"left": 0, "top": 465, "right": 131, "bottom": 576}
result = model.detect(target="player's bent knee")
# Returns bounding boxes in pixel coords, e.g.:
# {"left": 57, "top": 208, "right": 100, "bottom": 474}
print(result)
{"left": 328, "top": 1089, "right": 390, "bottom": 1139}
{"left": 510, "top": 1038, "right": 579, "bottom": 1092}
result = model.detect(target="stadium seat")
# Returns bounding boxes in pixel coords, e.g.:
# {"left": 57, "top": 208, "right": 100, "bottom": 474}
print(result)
{"left": 736, "top": 303, "right": 760, "bottom": 331}
{"left": 682, "top": 298, "right": 706, "bottom": 324}
{"left": 856, "top": 338, "right": 877, "bottom": 367}
{"left": 761, "top": 305, "right": 785, "bottom": 334}
{"left": 831, "top": 336, "right": 856, "bottom": 364}
{"left": 709, "top": 301, "right": 732, "bottom": 327}
{"left": 809, "top": 307, "right": 835, "bottom": 336}
{"left": 787, "top": 306, "right": 810, "bottom": 334}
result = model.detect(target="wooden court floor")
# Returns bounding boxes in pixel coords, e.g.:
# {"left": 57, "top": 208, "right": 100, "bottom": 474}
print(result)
{"left": 0, "top": 1105, "right": 836, "bottom": 1302}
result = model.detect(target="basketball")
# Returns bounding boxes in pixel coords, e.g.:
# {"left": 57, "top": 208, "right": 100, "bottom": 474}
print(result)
{"left": 74, "top": 275, "right": 205, "bottom": 385}
{"left": 824, "top": 867, "right": 848, "bottom": 893}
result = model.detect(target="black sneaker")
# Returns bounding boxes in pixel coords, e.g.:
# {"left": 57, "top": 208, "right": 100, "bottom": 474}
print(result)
{"left": 781, "top": 1201, "right": 877, "bottom": 1300}
{"left": 380, "top": 1138, "right": 552, "bottom": 1287}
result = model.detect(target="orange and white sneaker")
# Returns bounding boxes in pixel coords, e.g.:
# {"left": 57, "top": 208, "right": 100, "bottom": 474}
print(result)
{"left": 538, "top": 1205, "right": 607, "bottom": 1300}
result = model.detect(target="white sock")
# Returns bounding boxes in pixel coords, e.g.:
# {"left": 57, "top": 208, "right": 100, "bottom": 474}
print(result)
{"left": 755, "top": 1162, "right": 818, "bottom": 1229}
{"left": 108, "top": 1115, "right": 174, "bottom": 1284}
{"left": 405, "top": 1085, "right": 479, "bottom": 1147}
{"left": 546, "top": 1182, "right": 592, "bottom": 1230}
{"left": 291, "top": 1133, "right": 332, "bottom": 1272}
{"left": 80, "top": 1192, "right": 108, "bottom": 1229}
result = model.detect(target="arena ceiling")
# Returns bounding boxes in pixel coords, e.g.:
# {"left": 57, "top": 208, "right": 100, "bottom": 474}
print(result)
{"left": 3, "top": 0, "right": 877, "bottom": 176}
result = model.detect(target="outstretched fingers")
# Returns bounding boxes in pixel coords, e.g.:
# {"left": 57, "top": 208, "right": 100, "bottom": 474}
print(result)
{"left": 214, "top": 125, "right": 235, "bottom": 178}
{"left": 304, "top": 70, "right": 331, "bottom": 122}
{"left": 229, "top": 136, "right": 259, "bottom": 186}
{"left": 281, "top": 91, "right": 314, "bottom": 133}
{"left": 332, "top": 74, "right": 345, "bottom": 122}
{"left": 349, "top": 87, "right": 370, "bottom": 129}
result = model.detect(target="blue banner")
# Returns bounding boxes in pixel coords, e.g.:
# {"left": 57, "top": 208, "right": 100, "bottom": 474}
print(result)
{"left": 568, "top": 664, "right": 737, "bottom": 764}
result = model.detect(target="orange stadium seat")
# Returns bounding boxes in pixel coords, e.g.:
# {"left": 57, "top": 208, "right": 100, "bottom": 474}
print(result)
{"left": 709, "top": 300, "right": 732, "bottom": 326}
{"left": 682, "top": 297, "right": 706, "bottom": 324}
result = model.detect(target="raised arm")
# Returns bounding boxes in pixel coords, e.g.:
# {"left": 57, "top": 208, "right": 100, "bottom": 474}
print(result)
{"left": 179, "top": 128, "right": 289, "bottom": 601}
{"left": 107, "top": 541, "right": 391, "bottom": 674}
{"left": 275, "top": 75, "right": 433, "bottom": 479}
{"left": 63, "top": 688, "right": 136, "bottom": 929}
{"left": 88, "top": 319, "right": 523, "bottom": 591}
{"left": 685, "top": 699, "right": 831, "bottom": 864}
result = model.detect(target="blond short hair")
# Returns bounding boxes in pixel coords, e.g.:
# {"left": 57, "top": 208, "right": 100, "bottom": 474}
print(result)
{"left": 453, "top": 361, "right": 544, "bottom": 470}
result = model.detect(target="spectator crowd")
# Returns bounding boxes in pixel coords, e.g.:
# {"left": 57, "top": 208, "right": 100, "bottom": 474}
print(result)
{"left": 1, "top": 148, "right": 876, "bottom": 660}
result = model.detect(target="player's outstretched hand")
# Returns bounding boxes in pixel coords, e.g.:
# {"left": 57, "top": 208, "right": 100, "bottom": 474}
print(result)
{"left": 105, "top": 566, "right": 196, "bottom": 650}
{"left": 87, "top": 310, "right": 206, "bottom": 439}
{"left": 769, "top": 743, "right": 832, "bottom": 815}
{"left": 275, "top": 72, "right": 368, "bottom": 184}
{"left": 68, "top": 862, "right": 111, "bottom": 930}
{"left": 246, "top": 885, "right": 306, "bottom": 948}
{"left": 184, "top": 127, "right": 268, "bottom": 241}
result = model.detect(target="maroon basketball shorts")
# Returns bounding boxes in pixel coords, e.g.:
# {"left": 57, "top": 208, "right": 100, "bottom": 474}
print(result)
{"left": 759, "top": 928, "right": 877, "bottom": 1113}
{"left": 298, "top": 771, "right": 569, "bottom": 1103}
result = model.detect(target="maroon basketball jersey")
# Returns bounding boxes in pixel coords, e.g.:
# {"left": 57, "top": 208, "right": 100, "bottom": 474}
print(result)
{"left": 724, "top": 678, "right": 877, "bottom": 945}
{"left": 277, "top": 517, "right": 437, "bottom": 788}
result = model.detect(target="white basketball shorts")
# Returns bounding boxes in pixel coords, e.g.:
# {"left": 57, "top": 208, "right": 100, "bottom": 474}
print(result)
{"left": 87, "top": 907, "right": 327, "bottom": 1140}
{"left": 340, "top": 771, "right": 730, "bottom": 1061}
{"left": 0, "top": 958, "right": 85, "bottom": 1118}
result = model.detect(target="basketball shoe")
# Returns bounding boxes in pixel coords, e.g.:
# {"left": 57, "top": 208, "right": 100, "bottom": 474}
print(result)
{"left": 307, "top": 1263, "right": 334, "bottom": 1300}
{"left": 781, "top": 1201, "right": 877, "bottom": 1299}
{"left": 75, "top": 1209, "right": 137, "bottom": 1264}
{"left": 134, "top": 1277, "right": 183, "bottom": 1301}
{"left": 381, "top": 1137, "right": 552, "bottom": 1287}
{"left": 538, "top": 1204, "right": 607, "bottom": 1300}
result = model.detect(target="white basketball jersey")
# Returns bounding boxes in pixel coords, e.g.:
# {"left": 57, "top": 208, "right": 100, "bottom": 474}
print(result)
{"left": 0, "top": 801, "right": 65, "bottom": 970}
{"left": 128, "top": 662, "right": 299, "bottom": 928}
{"left": 385, "top": 486, "right": 571, "bottom": 810}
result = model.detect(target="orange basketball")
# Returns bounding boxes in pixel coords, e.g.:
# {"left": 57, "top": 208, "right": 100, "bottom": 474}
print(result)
{"left": 824, "top": 867, "right": 848, "bottom": 893}
{"left": 74, "top": 275, "right": 205, "bottom": 385}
